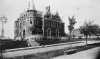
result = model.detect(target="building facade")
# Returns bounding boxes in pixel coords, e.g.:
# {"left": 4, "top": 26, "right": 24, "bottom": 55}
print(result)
{"left": 14, "top": 1, "right": 65, "bottom": 45}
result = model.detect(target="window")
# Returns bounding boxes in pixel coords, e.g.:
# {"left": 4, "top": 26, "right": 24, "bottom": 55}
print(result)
{"left": 47, "top": 28, "right": 51, "bottom": 36}
{"left": 34, "top": 20, "right": 38, "bottom": 25}
{"left": 30, "top": 20, "right": 32, "bottom": 24}
{"left": 56, "top": 23, "right": 58, "bottom": 27}
{"left": 23, "top": 30, "right": 25, "bottom": 37}
{"left": 56, "top": 29, "right": 60, "bottom": 37}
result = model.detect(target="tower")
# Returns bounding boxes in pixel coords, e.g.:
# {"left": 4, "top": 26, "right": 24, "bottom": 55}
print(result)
{"left": 27, "top": 0, "right": 36, "bottom": 10}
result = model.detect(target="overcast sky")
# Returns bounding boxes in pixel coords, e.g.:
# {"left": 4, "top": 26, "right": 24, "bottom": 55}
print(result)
{"left": 0, "top": 0, "right": 100, "bottom": 38}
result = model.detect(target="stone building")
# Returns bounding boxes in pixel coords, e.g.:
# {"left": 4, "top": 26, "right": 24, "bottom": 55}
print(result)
{"left": 15, "top": 10, "right": 43, "bottom": 40}
{"left": 43, "top": 7, "right": 65, "bottom": 39}
{"left": 14, "top": 0, "right": 65, "bottom": 45}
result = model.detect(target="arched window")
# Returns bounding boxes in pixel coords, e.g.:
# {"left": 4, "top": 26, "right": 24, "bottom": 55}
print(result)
{"left": 23, "top": 30, "right": 25, "bottom": 38}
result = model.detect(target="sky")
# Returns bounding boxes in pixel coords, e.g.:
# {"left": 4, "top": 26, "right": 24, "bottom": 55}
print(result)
{"left": 0, "top": 0, "right": 100, "bottom": 38}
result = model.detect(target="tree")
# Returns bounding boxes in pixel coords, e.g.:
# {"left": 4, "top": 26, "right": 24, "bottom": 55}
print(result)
{"left": 79, "top": 21, "right": 100, "bottom": 45}
{"left": 68, "top": 16, "right": 77, "bottom": 40}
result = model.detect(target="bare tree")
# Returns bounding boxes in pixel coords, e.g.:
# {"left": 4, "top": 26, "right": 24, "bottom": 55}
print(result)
{"left": 68, "top": 16, "right": 77, "bottom": 40}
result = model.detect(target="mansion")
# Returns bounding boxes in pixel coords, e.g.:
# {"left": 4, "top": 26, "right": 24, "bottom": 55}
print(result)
{"left": 14, "top": 1, "right": 66, "bottom": 45}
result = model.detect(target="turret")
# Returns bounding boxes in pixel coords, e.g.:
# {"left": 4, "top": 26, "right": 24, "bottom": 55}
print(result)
{"left": 27, "top": 0, "right": 36, "bottom": 10}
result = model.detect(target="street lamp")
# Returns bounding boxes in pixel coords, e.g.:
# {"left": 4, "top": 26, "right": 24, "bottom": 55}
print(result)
{"left": 0, "top": 16, "right": 7, "bottom": 38}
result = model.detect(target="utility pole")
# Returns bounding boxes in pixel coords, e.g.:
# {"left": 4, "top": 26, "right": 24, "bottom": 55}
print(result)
{"left": 0, "top": 16, "right": 7, "bottom": 38}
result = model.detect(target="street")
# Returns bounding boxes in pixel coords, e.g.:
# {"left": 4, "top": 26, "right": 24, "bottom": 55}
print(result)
{"left": 53, "top": 47, "right": 100, "bottom": 59}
